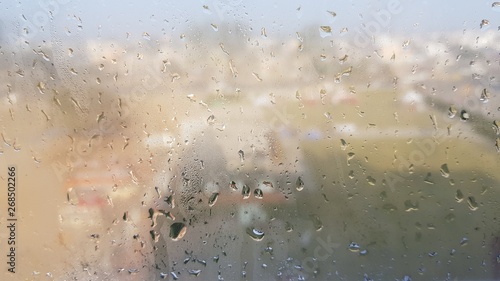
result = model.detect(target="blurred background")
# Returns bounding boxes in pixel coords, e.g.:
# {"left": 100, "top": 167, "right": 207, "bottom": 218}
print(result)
{"left": 0, "top": 1, "right": 500, "bottom": 280}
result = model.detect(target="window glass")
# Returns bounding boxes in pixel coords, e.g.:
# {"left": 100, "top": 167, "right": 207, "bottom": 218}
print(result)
{"left": 1, "top": 1, "right": 499, "bottom": 280}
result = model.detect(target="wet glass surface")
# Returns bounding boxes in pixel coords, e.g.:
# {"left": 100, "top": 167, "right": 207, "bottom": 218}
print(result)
{"left": 0, "top": 1, "right": 500, "bottom": 280}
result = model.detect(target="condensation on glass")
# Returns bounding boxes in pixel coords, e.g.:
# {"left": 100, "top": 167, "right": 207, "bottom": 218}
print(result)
{"left": 0, "top": 1, "right": 499, "bottom": 280}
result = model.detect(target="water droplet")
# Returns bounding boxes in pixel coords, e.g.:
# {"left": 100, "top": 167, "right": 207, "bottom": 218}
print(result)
{"left": 229, "top": 181, "right": 238, "bottom": 190}
{"left": 295, "top": 90, "right": 302, "bottom": 100}
{"left": 480, "top": 88, "right": 490, "bottom": 103}
{"left": 208, "top": 192, "right": 219, "bottom": 207}
{"left": 493, "top": 120, "right": 499, "bottom": 135}
{"left": 296, "top": 176, "right": 304, "bottom": 191}
{"left": 242, "top": 184, "right": 250, "bottom": 199}
{"left": 347, "top": 152, "right": 355, "bottom": 161}
{"left": 261, "top": 27, "right": 267, "bottom": 38}
{"left": 254, "top": 188, "right": 263, "bottom": 199}
{"left": 219, "top": 42, "right": 229, "bottom": 55}
{"left": 480, "top": 19, "right": 490, "bottom": 29}
{"left": 423, "top": 172, "right": 434, "bottom": 184}
{"left": 188, "top": 269, "right": 202, "bottom": 276}
{"left": 128, "top": 269, "right": 139, "bottom": 275}
{"left": 170, "top": 222, "right": 187, "bottom": 241}
{"left": 165, "top": 195, "right": 175, "bottom": 208}
{"left": 342, "top": 66, "right": 353, "bottom": 76}
{"left": 320, "top": 88, "right": 327, "bottom": 100}
{"left": 210, "top": 23, "right": 218, "bottom": 31}
{"left": 340, "top": 139, "right": 348, "bottom": 150}
{"left": 460, "top": 237, "right": 469, "bottom": 246}
{"left": 319, "top": 26, "right": 332, "bottom": 38}
{"left": 348, "top": 242, "right": 361, "bottom": 252}
{"left": 68, "top": 48, "right": 74, "bottom": 57}
{"left": 142, "top": 32, "right": 150, "bottom": 40}
{"left": 38, "top": 50, "right": 50, "bottom": 61}
{"left": 310, "top": 214, "right": 323, "bottom": 231}
{"left": 429, "top": 114, "right": 438, "bottom": 130}
{"left": 445, "top": 213, "right": 455, "bottom": 222}
{"left": 327, "top": 10, "right": 337, "bottom": 17}
{"left": 238, "top": 150, "right": 245, "bottom": 162}
{"left": 187, "top": 94, "right": 196, "bottom": 102}
{"left": 334, "top": 73, "right": 342, "bottom": 83}
{"left": 467, "top": 196, "right": 478, "bottom": 210}
{"left": 455, "top": 189, "right": 464, "bottom": 202}
{"left": 493, "top": 2, "right": 500, "bottom": 7}
{"left": 285, "top": 221, "right": 293, "bottom": 232}
{"left": 246, "top": 227, "right": 265, "bottom": 241}
{"left": 404, "top": 200, "right": 419, "bottom": 212}
{"left": 150, "top": 230, "right": 160, "bottom": 242}
{"left": 448, "top": 106, "right": 457, "bottom": 118}
{"left": 382, "top": 203, "right": 398, "bottom": 212}
{"left": 37, "top": 82, "right": 46, "bottom": 94}
{"left": 460, "top": 109, "right": 470, "bottom": 121}
{"left": 66, "top": 187, "right": 78, "bottom": 205}
{"left": 262, "top": 181, "right": 273, "bottom": 188}
{"left": 149, "top": 208, "right": 174, "bottom": 227}
{"left": 207, "top": 114, "right": 215, "bottom": 125}
{"left": 495, "top": 138, "right": 500, "bottom": 152}
{"left": 252, "top": 72, "right": 263, "bottom": 82}
{"left": 440, "top": 164, "right": 450, "bottom": 178}
{"left": 339, "top": 54, "right": 348, "bottom": 64}
{"left": 229, "top": 59, "right": 238, "bottom": 77}
{"left": 366, "top": 176, "right": 376, "bottom": 186}
{"left": 428, "top": 252, "right": 437, "bottom": 257}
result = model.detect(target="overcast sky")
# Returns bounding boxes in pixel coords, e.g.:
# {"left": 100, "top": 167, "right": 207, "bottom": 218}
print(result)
{"left": 1, "top": 0, "right": 499, "bottom": 44}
